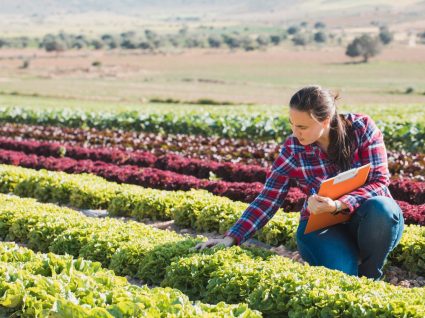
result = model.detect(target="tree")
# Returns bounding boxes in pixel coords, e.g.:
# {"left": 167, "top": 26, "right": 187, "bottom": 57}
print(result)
{"left": 292, "top": 33, "right": 310, "bottom": 46}
{"left": 138, "top": 40, "right": 153, "bottom": 50}
{"left": 241, "top": 36, "right": 257, "bottom": 51}
{"left": 108, "top": 38, "right": 120, "bottom": 49}
{"left": 91, "top": 39, "right": 104, "bottom": 50}
{"left": 314, "top": 31, "right": 327, "bottom": 43}
{"left": 145, "top": 29, "right": 158, "bottom": 42}
{"left": 222, "top": 34, "right": 241, "bottom": 49}
{"left": 57, "top": 32, "right": 72, "bottom": 48}
{"left": 256, "top": 35, "right": 270, "bottom": 47}
{"left": 44, "top": 40, "right": 67, "bottom": 52}
{"left": 42, "top": 34, "right": 67, "bottom": 53}
{"left": 345, "top": 34, "right": 382, "bottom": 63}
{"left": 101, "top": 34, "right": 119, "bottom": 49}
{"left": 121, "top": 38, "right": 138, "bottom": 49}
{"left": 0, "top": 39, "right": 8, "bottom": 48}
{"left": 270, "top": 34, "right": 282, "bottom": 45}
{"left": 287, "top": 25, "right": 300, "bottom": 35}
{"left": 379, "top": 26, "right": 393, "bottom": 45}
{"left": 185, "top": 35, "right": 206, "bottom": 48}
{"left": 73, "top": 35, "right": 89, "bottom": 49}
{"left": 101, "top": 34, "right": 114, "bottom": 42}
{"left": 314, "top": 21, "right": 326, "bottom": 29}
{"left": 168, "top": 36, "right": 181, "bottom": 48}
{"left": 418, "top": 31, "right": 425, "bottom": 44}
{"left": 207, "top": 35, "right": 222, "bottom": 48}
{"left": 72, "top": 39, "right": 87, "bottom": 49}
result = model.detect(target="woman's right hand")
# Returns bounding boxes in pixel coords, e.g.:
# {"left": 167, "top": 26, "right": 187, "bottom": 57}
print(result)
{"left": 193, "top": 236, "right": 236, "bottom": 251}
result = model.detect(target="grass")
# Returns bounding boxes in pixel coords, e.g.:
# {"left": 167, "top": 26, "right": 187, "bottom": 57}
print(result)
{"left": 1, "top": 47, "right": 424, "bottom": 108}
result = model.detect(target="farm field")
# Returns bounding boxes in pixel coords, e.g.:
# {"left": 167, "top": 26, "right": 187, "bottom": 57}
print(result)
{"left": 0, "top": 45, "right": 425, "bottom": 109}
{"left": 1, "top": 1, "right": 425, "bottom": 315}
{"left": 0, "top": 105, "right": 424, "bottom": 316}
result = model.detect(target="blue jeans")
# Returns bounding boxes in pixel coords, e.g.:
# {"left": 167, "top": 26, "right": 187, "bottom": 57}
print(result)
{"left": 296, "top": 196, "right": 404, "bottom": 280}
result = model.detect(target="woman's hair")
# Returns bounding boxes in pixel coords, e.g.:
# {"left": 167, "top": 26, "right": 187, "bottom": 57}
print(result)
{"left": 289, "top": 85, "right": 355, "bottom": 171}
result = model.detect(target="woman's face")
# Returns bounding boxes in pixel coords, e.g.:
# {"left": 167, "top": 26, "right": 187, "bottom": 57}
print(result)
{"left": 289, "top": 108, "right": 330, "bottom": 145}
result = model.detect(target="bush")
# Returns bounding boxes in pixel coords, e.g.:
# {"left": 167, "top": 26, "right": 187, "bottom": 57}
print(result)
{"left": 20, "top": 59, "right": 30, "bottom": 69}
{"left": 405, "top": 87, "right": 414, "bottom": 94}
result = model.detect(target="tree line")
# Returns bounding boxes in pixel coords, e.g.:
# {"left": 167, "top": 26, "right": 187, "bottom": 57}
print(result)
{"left": 0, "top": 22, "right": 338, "bottom": 52}
{"left": 0, "top": 23, "right": 418, "bottom": 63}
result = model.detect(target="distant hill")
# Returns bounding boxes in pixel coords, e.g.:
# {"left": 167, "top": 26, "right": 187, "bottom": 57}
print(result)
{"left": 1, "top": 0, "right": 424, "bottom": 33}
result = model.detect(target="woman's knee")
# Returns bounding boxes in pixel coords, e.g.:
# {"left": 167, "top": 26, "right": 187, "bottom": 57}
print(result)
{"left": 358, "top": 196, "right": 402, "bottom": 225}
{"left": 296, "top": 220, "right": 358, "bottom": 275}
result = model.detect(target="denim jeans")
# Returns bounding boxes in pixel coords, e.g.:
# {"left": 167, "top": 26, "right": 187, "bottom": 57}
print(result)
{"left": 296, "top": 196, "right": 404, "bottom": 280}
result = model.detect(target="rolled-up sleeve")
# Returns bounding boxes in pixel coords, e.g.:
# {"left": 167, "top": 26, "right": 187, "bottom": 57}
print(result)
{"left": 338, "top": 116, "right": 391, "bottom": 214}
{"left": 224, "top": 145, "right": 297, "bottom": 245}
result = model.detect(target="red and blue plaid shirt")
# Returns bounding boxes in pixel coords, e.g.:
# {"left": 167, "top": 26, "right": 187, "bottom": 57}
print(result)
{"left": 225, "top": 113, "right": 393, "bottom": 245}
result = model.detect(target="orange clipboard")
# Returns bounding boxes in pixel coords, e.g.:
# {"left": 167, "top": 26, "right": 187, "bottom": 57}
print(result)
{"left": 304, "top": 163, "right": 371, "bottom": 234}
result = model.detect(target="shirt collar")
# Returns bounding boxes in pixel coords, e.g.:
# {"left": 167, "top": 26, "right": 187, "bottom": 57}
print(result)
{"left": 307, "top": 142, "right": 328, "bottom": 160}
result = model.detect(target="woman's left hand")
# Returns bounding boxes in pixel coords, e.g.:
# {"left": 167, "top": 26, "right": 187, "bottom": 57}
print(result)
{"left": 307, "top": 194, "right": 336, "bottom": 215}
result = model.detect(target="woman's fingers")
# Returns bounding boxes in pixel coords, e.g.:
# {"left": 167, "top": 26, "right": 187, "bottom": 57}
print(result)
{"left": 193, "top": 240, "right": 215, "bottom": 251}
{"left": 205, "top": 241, "right": 216, "bottom": 248}
{"left": 315, "top": 195, "right": 326, "bottom": 202}
{"left": 192, "top": 237, "right": 233, "bottom": 252}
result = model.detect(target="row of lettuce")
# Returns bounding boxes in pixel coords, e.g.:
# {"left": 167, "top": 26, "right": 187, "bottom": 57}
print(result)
{"left": 0, "top": 242, "right": 260, "bottom": 317}
{"left": 0, "top": 164, "right": 424, "bottom": 275}
{"left": 2, "top": 123, "right": 424, "bottom": 181}
{"left": 0, "top": 146, "right": 423, "bottom": 207}
{"left": 0, "top": 122, "right": 280, "bottom": 167}
{"left": 0, "top": 107, "right": 424, "bottom": 152}
{"left": 0, "top": 136, "right": 423, "bottom": 184}
{"left": 0, "top": 194, "right": 424, "bottom": 317}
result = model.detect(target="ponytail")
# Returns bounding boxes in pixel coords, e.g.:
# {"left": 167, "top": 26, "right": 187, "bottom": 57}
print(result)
{"left": 328, "top": 110, "right": 355, "bottom": 171}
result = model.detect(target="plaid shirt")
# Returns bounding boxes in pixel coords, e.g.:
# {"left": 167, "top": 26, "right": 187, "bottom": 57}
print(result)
{"left": 225, "top": 113, "right": 393, "bottom": 245}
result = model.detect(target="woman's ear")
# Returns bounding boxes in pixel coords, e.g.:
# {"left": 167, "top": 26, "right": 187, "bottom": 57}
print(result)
{"left": 322, "top": 116, "right": 331, "bottom": 128}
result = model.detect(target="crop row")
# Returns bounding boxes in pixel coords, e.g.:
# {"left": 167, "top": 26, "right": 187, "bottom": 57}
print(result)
{"left": 1, "top": 194, "right": 424, "bottom": 317}
{"left": 0, "top": 137, "right": 267, "bottom": 183}
{"left": 0, "top": 148, "right": 266, "bottom": 203}
{"left": 0, "top": 242, "right": 259, "bottom": 317}
{"left": 0, "top": 122, "right": 298, "bottom": 167}
{"left": 0, "top": 165, "right": 424, "bottom": 276}
{"left": 0, "top": 164, "right": 301, "bottom": 249}
{"left": 0, "top": 146, "right": 423, "bottom": 206}
{"left": 0, "top": 123, "right": 423, "bottom": 181}
{"left": 0, "top": 107, "right": 424, "bottom": 152}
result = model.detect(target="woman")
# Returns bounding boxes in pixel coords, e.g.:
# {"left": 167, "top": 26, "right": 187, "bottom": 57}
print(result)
{"left": 194, "top": 85, "right": 404, "bottom": 280}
